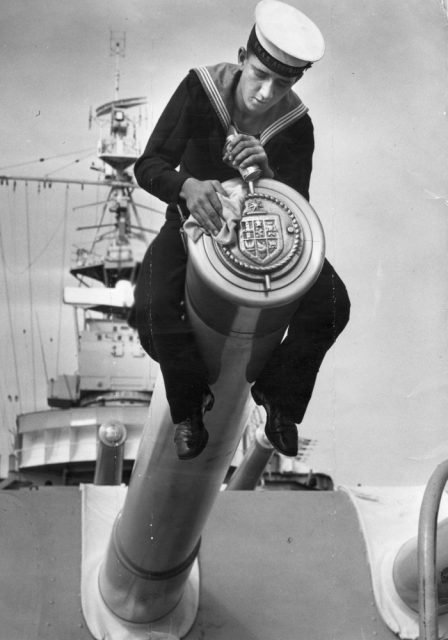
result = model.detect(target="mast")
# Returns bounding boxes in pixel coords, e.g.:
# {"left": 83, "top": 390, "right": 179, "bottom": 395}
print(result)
{"left": 111, "top": 31, "right": 126, "bottom": 102}
{"left": 2, "top": 35, "right": 160, "bottom": 487}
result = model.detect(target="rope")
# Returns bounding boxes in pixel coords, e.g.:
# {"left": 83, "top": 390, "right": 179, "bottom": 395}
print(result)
{"left": 21, "top": 217, "right": 64, "bottom": 272}
{"left": 56, "top": 185, "right": 70, "bottom": 373}
{"left": 0, "top": 147, "right": 95, "bottom": 171}
{"left": 25, "top": 183, "right": 37, "bottom": 408}
{"left": 0, "top": 377, "right": 15, "bottom": 452}
{"left": 43, "top": 150, "right": 94, "bottom": 177}
{"left": 0, "top": 202, "right": 23, "bottom": 413}
{"left": 36, "top": 312, "right": 50, "bottom": 386}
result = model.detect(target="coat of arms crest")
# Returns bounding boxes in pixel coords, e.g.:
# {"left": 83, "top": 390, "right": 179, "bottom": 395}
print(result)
{"left": 238, "top": 215, "right": 283, "bottom": 265}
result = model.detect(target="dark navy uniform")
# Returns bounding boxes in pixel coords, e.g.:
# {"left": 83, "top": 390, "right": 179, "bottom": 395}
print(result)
{"left": 132, "top": 63, "right": 350, "bottom": 424}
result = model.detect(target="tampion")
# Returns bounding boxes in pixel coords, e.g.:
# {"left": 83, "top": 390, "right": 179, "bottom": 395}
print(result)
{"left": 188, "top": 177, "right": 325, "bottom": 307}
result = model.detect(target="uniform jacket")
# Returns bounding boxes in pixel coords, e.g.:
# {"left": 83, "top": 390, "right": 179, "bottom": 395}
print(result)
{"left": 134, "top": 63, "right": 315, "bottom": 220}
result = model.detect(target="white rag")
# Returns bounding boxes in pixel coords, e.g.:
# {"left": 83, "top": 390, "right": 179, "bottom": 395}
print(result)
{"left": 183, "top": 183, "right": 246, "bottom": 245}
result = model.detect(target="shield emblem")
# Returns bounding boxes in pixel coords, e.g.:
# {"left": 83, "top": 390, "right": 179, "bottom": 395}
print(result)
{"left": 238, "top": 214, "right": 283, "bottom": 265}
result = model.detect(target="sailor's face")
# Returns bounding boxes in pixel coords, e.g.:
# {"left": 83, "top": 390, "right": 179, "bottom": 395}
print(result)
{"left": 237, "top": 53, "right": 300, "bottom": 114}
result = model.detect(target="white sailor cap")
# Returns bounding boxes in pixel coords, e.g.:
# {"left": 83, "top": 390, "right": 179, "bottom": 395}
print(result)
{"left": 249, "top": 0, "right": 325, "bottom": 76}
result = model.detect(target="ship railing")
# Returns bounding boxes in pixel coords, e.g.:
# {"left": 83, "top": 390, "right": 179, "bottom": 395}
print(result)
{"left": 415, "top": 460, "right": 448, "bottom": 640}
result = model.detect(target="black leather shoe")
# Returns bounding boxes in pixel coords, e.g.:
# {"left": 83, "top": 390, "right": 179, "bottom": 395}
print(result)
{"left": 252, "top": 389, "right": 298, "bottom": 457}
{"left": 174, "top": 391, "right": 214, "bottom": 460}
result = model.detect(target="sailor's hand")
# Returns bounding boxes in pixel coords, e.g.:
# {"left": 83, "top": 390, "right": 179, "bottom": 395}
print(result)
{"left": 223, "top": 133, "right": 274, "bottom": 179}
{"left": 180, "top": 178, "right": 227, "bottom": 236}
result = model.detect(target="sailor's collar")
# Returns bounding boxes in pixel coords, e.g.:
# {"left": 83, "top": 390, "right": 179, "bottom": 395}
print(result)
{"left": 193, "top": 63, "right": 308, "bottom": 145}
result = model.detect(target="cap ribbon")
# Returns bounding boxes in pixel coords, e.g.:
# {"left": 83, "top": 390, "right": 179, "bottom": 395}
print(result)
{"left": 247, "top": 26, "right": 311, "bottom": 78}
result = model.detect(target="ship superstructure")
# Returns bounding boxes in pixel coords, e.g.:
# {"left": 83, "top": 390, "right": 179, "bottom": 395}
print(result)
{"left": 7, "top": 33, "right": 160, "bottom": 486}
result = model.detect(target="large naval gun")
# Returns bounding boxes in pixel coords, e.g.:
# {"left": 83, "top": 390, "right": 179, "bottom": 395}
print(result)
{"left": 1, "top": 172, "right": 442, "bottom": 639}
{"left": 81, "top": 176, "right": 448, "bottom": 640}
{"left": 91, "top": 176, "right": 325, "bottom": 636}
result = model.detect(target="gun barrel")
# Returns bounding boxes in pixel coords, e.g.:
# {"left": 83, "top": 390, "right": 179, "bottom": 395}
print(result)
{"left": 226, "top": 427, "right": 274, "bottom": 490}
{"left": 97, "top": 179, "right": 324, "bottom": 626}
{"left": 93, "top": 421, "right": 127, "bottom": 486}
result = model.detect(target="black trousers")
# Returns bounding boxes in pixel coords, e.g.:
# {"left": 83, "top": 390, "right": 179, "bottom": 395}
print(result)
{"left": 131, "top": 219, "right": 350, "bottom": 424}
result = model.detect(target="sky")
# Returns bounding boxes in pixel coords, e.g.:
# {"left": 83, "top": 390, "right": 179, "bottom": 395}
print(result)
{"left": 1, "top": 0, "right": 448, "bottom": 486}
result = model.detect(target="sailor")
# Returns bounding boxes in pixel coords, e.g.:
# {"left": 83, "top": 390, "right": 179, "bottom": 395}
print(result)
{"left": 131, "top": 0, "right": 350, "bottom": 460}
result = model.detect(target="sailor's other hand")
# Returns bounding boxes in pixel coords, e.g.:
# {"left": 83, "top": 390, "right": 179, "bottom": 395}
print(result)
{"left": 223, "top": 133, "right": 273, "bottom": 179}
{"left": 180, "top": 178, "right": 227, "bottom": 236}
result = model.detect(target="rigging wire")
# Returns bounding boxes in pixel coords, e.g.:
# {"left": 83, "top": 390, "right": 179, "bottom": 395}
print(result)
{"left": 0, "top": 375, "right": 15, "bottom": 461}
{"left": 25, "top": 183, "right": 37, "bottom": 409}
{"left": 2, "top": 185, "right": 64, "bottom": 275}
{"left": 20, "top": 218, "right": 64, "bottom": 272}
{"left": 21, "top": 185, "right": 64, "bottom": 272}
{"left": 36, "top": 312, "right": 50, "bottom": 386}
{"left": 89, "top": 197, "right": 110, "bottom": 253}
{"left": 0, "top": 147, "right": 96, "bottom": 171}
{"left": 0, "top": 196, "right": 23, "bottom": 414}
{"left": 56, "top": 185, "right": 70, "bottom": 374}
{"left": 43, "top": 151, "right": 95, "bottom": 178}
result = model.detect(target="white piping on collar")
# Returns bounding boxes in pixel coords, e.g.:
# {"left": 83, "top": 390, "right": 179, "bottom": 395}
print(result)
{"left": 260, "top": 104, "right": 308, "bottom": 145}
{"left": 194, "top": 66, "right": 232, "bottom": 132}
{"left": 194, "top": 65, "right": 308, "bottom": 143}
